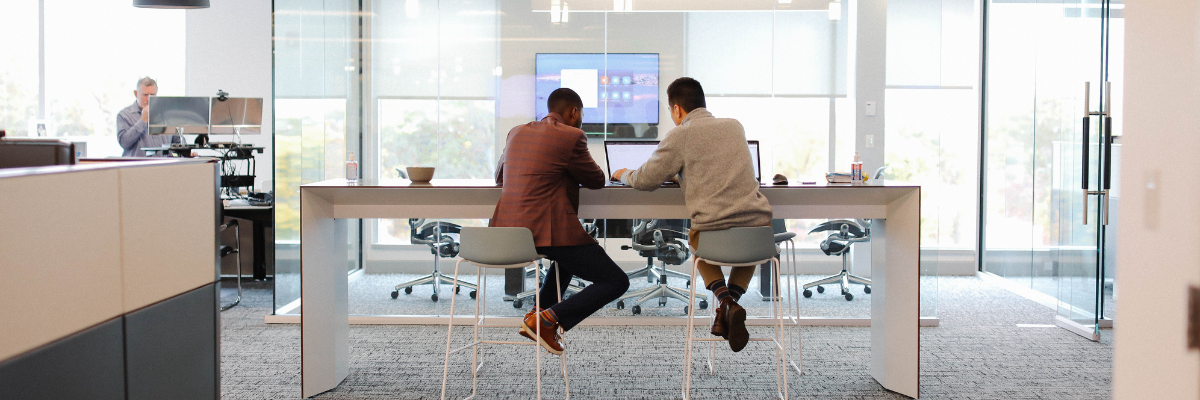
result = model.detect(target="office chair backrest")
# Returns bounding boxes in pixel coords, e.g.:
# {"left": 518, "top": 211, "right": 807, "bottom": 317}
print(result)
{"left": 695, "top": 226, "right": 777, "bottom": 265}
{"left": 459, "top": 227, "right": 541, "bottom": 267}
{"left": 0, "top": 138, "right": 75, "bottom": 168}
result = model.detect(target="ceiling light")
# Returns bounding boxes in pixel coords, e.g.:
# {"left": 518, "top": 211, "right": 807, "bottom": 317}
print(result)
{"left": 134, "top": 0, "right": 209, "bottom": 8}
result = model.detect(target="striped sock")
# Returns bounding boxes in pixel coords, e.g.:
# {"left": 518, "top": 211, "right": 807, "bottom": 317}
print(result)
{"left": 707, "top": 279, "right": 732, "bottom": 303}
{"left": 728, "top": 283, "right": 746, "bottom": 302}
{"left": 538, "top": 308, "right": 559, "bottom": 329}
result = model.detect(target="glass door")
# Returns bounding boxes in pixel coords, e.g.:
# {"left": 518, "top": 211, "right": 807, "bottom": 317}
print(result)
{"left": 984, "top": 0, "right": 1121, "bottom": 341}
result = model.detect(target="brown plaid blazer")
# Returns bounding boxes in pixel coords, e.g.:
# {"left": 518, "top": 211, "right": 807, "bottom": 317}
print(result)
{"left": 491, "top": 113, "right": 605, "bottom": 247}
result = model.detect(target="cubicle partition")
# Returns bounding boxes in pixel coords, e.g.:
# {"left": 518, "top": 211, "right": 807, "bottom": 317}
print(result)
{"left": 0, "top": 159, "right": 220, "bottom": 400}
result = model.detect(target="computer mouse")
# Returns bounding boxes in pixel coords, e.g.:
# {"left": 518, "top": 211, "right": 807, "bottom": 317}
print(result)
{"left": 772, "top": 174, "right": 788, "bottom": 185}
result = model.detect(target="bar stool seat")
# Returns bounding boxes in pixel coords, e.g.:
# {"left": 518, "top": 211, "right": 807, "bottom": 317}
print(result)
{"left": 440, "top": 227, "right": 569, "bottom": 400}
{"left": 683, "top": 226, "right": 793, "bottom": 400}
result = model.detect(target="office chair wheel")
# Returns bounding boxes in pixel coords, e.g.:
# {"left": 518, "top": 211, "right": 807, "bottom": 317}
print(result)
{"left": 684, "top": 305, "right": 689, "bottom": 314}
{"left": 844, "top": 293, "right": 853, "bottom": 301}
{"left": 405, "top": 287, "right": 413, "bottom": 295}
{"left": 686, "top": 280, "right": 690, "bottom": 288}
{"left": 803, "top": 289, "right": 813, "bottom": 298}
{"left": 816, "top": 286, "right": 825, "bottom": 294}
{"left": 631, "top": 305, "right": 642, "bottom": 315}
{"left": 864, "top": 286, "right": 872, "bottom": 294}
{"left": 659, "top": 298, "right": 667, "bottom": 307}
{"left": 391, "top": 290, "right": 399, "bottom": 299}
{"left": 513, "top": 299, "right": 524, "bottom": 308}
{"left": 454, "top": 286, "right": 461, "bottom": 294}
{"left": 698, "top": 300, "right": 708, "bottom": 310}
{"left": 616, "top": 300, "right": 626, "bottom": 310}
{"left": 431, "top": 293, "right": 439, "bottom": 302}
{"left": 469, "top": 290, "right": 477, "bottom": 299}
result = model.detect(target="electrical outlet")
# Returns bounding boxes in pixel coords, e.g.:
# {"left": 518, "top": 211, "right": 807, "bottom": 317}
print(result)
{"left": 865, "top": 101, "right": 877, "bottom": 116}
{"left": 866, "top": 135, "right": 875, "bottom": 148}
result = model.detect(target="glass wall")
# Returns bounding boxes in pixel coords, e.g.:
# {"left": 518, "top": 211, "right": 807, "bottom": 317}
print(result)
{"left": 273, "top": 0, "right": 362, "bottom": 313}
{"left": 983, "top": 0, "right": 1123, "bottom": 326}
{"left": 273, "top": 0, "right": 962, "bottom": 321}
{"left": 0, "top": 0, "right": 185, "bottom": 157}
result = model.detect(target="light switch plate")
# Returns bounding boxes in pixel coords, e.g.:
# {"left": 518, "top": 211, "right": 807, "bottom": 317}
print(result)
{"left": 865, "top": 101, "right": 877, "bottom": 116}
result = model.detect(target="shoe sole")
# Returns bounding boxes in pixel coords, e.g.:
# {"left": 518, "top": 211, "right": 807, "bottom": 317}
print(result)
{"left": 727, "top": 307, "right": 749, "bottom": 352}
{"left": 520, "top": 320, "right": 564, "bottom": 355}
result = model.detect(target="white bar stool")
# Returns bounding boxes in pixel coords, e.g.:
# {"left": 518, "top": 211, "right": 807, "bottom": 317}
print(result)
{"left": 440, "top": 227, "right": 569, "bottom": 400}
{"left": 775, "top": 232, "right": 803, "bottom": 376}
{"left": 683, "top": 227, "right": 791, "bottom": 400}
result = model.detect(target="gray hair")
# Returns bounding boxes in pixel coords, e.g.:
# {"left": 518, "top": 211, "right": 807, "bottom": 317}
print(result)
{"left": 136, "top": 77, "right": 157, "bottom": 90}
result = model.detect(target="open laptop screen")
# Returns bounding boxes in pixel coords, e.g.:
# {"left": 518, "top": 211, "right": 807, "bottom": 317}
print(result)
{"left": 604, "top": 140, "right": 760, "bottom": 183}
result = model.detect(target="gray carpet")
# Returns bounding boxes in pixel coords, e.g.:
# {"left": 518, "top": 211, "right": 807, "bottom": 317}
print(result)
{"left": 220, "top": 276, "right": 1112, "bottom": 399}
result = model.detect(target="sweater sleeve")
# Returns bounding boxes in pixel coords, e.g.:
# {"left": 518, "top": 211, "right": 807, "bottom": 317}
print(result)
{"left": 626, "top": 130, "right": 685, "bottom": 191}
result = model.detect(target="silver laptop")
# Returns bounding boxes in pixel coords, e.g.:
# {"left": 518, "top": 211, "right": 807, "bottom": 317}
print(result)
{"left": 604, "top": 140, "right": 760, "bottom": 185}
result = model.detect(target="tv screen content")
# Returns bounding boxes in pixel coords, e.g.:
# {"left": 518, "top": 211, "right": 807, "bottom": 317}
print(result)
{"left": 535, "top": 53, "right": 659, "bottom": 125}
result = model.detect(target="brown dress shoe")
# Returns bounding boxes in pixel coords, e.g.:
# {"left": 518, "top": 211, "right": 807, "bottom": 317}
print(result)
{"left": 520, "top": 310, "right": 565, "bottom": 355}
{"left": 722, "top": 299, "right": 749, "bottom": 352}
{"left": 711, "top": 305, "right": 728, "bottom": 338}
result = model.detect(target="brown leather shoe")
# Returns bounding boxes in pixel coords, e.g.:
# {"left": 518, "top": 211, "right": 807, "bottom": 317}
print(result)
{"left": 520, "top": 310, "right": 565, "bottom": 355}
{"left": 711, "top": 305, "right": 728, "bottom": 338}
{"left": 723, "top": 299, "right": 749, "bottom": 352}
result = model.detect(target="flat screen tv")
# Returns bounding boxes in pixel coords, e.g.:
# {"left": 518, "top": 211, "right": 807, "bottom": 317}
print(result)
{"left": 535, "top": 53, "right": 660, "bottom": 126}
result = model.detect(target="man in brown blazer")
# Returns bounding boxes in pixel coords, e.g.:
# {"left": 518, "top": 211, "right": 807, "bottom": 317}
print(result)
{"left": 492, "top": 88, "right": 629, "bottom": 355}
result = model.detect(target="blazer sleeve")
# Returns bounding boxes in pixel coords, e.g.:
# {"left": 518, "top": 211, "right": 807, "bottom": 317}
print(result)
{"left": 565, "top": 133, "right": 606, "bottom": 189}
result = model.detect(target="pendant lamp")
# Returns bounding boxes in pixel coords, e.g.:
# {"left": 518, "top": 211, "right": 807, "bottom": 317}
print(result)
{"left": 134, "top": 0, "right": 210, "bottom": 9}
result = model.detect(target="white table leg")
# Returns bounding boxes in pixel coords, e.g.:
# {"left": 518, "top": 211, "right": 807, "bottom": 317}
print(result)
{"left": 870, "top": 188, "right": 920, "bottom": 398}
{"left": 301, "top": 189, "right": 349, "bottom": 398}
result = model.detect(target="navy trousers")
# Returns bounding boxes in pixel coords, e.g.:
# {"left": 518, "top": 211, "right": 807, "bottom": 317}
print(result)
{"left": 535, "top": 244, "right": 630, "bottom": 331}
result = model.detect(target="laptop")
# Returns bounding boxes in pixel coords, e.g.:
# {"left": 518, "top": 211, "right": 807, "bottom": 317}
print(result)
{"left": 604, "top": 140, "right": 761, "bottom": 185}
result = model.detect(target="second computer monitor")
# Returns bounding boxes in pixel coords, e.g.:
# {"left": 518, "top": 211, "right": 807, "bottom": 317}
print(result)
{"left": 209, "top": 98, "right": 263, "bottom": 135}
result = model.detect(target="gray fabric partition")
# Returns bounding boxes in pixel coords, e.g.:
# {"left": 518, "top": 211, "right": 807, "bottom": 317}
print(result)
{"left": 0, "top": 284, "right": 219, "bottom": 400}
{"left": 126, "top": 284, "right": 219, "bottom": 400}
{"left": 0, "top": 318, "right": 126, "bottom": 400}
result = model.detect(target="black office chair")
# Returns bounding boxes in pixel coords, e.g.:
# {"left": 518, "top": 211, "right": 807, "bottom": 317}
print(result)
{"left": 802, "top": 219, "right": 871, "bottom": 301}
{"left": 615, "top": 219, "right": 708, "bottom": 315}
{"left": 390, "top": 218, "right": 478, "bottom": 302}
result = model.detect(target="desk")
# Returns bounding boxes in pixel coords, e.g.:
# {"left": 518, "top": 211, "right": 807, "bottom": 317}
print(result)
{"left": 223, "top": 203, "right": 273, "bottom": 280}
{"left": 299, "top": 179, "right": 920, "bottom": 398}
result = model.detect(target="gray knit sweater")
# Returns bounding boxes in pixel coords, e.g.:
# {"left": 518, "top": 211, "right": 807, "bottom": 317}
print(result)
{"left": 623, "top": 108, "right": 773, "bottom": 231}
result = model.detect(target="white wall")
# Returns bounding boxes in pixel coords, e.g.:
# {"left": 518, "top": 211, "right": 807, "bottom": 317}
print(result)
{"left": 1114, "top": 2, "right": 1200, "bottom": 398}
{"left": 185, "top": 0, "right": 274, "bottom": 190}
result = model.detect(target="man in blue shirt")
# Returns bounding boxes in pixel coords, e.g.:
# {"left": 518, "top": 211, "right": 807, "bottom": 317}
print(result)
{"left": 117, "top": 77, "right": 178, "bottom": 157}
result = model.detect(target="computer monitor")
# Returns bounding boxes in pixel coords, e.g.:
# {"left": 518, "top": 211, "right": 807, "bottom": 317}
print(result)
{"left": 535, "top": 53, "right": 660, "bottom": 125}
{"left": 605, "top": 140, "right": 761, "bottom": 183}
{"left": 148, "top": 96, "right": 210, "bottom": 135}
{"left": 210, "top": 97, "right": 263, "bottom": 135}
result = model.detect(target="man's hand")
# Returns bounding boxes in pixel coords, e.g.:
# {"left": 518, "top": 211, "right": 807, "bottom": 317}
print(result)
{"left": 611, "top": 168, "right": 630, "bottom": 182}
{"left": 141, "top": 106, "right": 149, "bottom": 123}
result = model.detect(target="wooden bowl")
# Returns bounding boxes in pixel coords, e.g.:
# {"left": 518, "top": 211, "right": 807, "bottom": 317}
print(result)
{"left": 406, "top": 166, "right": 435, "bottom": 182}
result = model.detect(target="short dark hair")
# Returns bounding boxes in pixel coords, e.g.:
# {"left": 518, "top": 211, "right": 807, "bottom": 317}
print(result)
{"left": 667, "top": 77, "right": 706, "bottom": 113}
{"left": 547, "top": 88, "right": 584, "bottom": 116}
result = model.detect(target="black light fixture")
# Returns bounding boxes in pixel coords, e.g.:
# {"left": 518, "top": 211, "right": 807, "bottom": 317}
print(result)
{"left": 134, "top": 0, "right": 210, "bottom": 9}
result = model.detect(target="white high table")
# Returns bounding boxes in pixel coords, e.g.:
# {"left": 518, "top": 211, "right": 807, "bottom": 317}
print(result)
{"left": 300, "top": 179, "right": 921, "bottom": 398}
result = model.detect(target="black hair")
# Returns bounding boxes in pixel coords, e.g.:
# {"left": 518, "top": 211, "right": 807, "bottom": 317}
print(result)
{"left": 666, "top": 77, "right": 706, "bottom": 113}
{"left": 547, "top": 88, "right": 584, "bottom": 116}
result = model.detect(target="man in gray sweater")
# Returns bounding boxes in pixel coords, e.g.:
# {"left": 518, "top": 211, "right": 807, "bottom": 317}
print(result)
{"left": 611, "top": 77, "right": 773, "bottom": 352}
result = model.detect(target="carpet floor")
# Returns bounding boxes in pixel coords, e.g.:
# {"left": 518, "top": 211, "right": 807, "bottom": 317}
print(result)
{"left": 219, "top": 276, "right": 1111, "bottom": 399}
